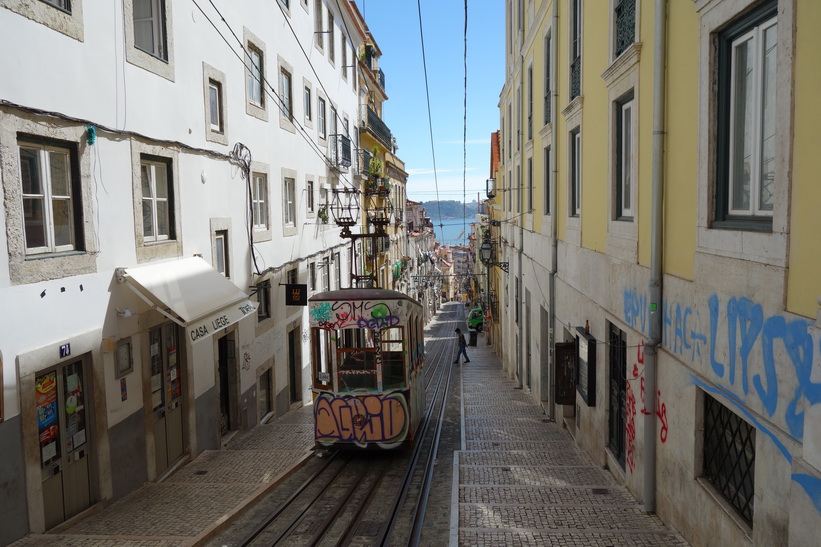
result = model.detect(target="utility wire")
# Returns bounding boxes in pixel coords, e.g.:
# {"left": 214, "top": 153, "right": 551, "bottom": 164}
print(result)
{"left": 461, "top": 0, "right": 468, "bottom": 247}
{"left": 415, "top": 0, "right": 444, "bottom": 245}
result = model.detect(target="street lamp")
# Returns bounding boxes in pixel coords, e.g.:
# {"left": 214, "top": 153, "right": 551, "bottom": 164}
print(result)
{"left": 479, "top": 237, "right": 508, "bottom": 273}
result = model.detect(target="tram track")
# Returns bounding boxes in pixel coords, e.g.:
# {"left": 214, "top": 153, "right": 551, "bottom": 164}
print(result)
{"left": 204, "top": 310, "right": 461, "bottom": 547}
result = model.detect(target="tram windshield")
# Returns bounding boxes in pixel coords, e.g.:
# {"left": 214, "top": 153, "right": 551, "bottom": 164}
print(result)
{"left": 324, "top": 326, "right": 406, "bottom": 391}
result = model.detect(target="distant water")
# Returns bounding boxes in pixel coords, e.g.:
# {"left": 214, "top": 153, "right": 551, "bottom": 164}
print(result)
{"left": 431, "top": 218, "right": 472, "bottom": 246}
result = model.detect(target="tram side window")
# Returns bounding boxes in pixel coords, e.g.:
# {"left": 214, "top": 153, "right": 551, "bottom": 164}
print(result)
{"left": 382, "top": 326, "right": 405, "bottom": 388}
{"left": 312, "top": 328, "right": 333, "bottom": 389}
{"left": 338, "top": 327, "right": 376, "bottom": 390}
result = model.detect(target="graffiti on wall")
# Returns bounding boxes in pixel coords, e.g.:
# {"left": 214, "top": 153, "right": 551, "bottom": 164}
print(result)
{"left": 314, "top": 392, "right": 408, "bottom": 447}
{"left": 624, "top": 287, "right": 821, "bottom": 510}
{"left": 310, "top": 300, "right": 403, "bottom": 330}
{"left": 625, "top": 341, "right": 668, "bottom": 474}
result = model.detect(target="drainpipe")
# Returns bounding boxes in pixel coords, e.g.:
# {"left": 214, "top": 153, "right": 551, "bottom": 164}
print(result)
{"left": 547, "top": 0, "right": 559, "bottom": 421}
{"left": 645, "top": 0, "right": 668, "bottom": 514}
{"left": 517, "top": 35, "right": 525, "bottom": 390}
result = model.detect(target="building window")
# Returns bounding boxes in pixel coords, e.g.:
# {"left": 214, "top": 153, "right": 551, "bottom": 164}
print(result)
{"left": 279, "top": 67, "right": 293, "bottom": 119}
{"left": 304, "top": 86, "right": 312, "bottom": 121}
{"left": 287, "top": 268, "right": 297, "bottom": 285}
{"left": 703, "top": 393, "right": 756, "bottom": 526}
{"left": 527, "top": 66, "right": 533, "bottom": 141}
{"left": 334, "top": 252, "right": 342, "bottom": 289}
{"left": 318, "top": 97, "right": 327, "bottom": 139}
{"left": 570, "top": 0, "right": 582, "bottom": 99}
{"left": 307, "top": 179, "right": 315, "bottom": 213}
{"left": 208, "top": 80, "right": 223, "bottom": 132}
{"left": 252, "top": 173, "right": 268, "bottom": 230}
{"left": 283, "top": 177, "right": 296, "bottom": 227}
{"left": 341, "top": 37, "right": 348, "bottom": 79}
{"left": 314, "top": 0, "right": 323, "bottom": 49}
{"left": 133, "top": 0, "right": 167, "bottom": 60}
{"left": 715, "top": 3, "right": 777, "bottom": 228}
{"left": 607, "top": 323, "right": 627, "bottom": 469}
{"left": 616, "top": 93, "right": 634, "bottom": 220}
{"left": 328, "top": 11, "right": 335, "bottom": 63}
{"left": 516, "top": 86, "right": 521, "bottom": 151}
{"left": 543, "top": 146, "right": 550, "bottom": 215}
{"left": 256, "top": 282, "right": 271, "bottom": 320}
{"left": 508, "top": 169, "right": 512, "bottom": 212}
{"left": 309, "top": 261, "right": 317, "bottom": 291}
{"left": 507, "top": 103, "right": 512, "bottom": 158}
{"left": 614, "top": 0, "right": 635, "bottom": 58}
{"left": 215, "top": 229, "right": 229, "bottom": 277}
{"left": 246, "top": 45, "right": 264, "bottom": 107}
{"left": 527, "top": 157, "right": 533, "bottom": 212}
{"left": 516, "top": 165, "right": 521, "bottom": 213}
{"left": 322, "top": 257, "right": 331, "bottom": 291}
{"left": 279, "top": 0, "right": 289, "bottom": 7}
{"left": 42, "top": 0, "right": 70, "bottom": 11}
{"left": 544, "top": 32, "right": 552, "bottom": 125}
{"left": 140, "top": 157, "right": 172, "bottom": 242}
{"left": 570, "top": 128, "right": 581, "bottom": 216}
{"left": 18, "top": 140, "right": 80, "bottom": 255}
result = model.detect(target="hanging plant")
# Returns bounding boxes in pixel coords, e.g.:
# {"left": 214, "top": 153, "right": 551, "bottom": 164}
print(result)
{"left": 317, "top": 205, "right": 329, "bottom": 224}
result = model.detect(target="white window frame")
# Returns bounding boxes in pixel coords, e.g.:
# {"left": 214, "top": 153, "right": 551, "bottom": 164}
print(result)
{"left": 284, "top": 177, "right": 296, "bottom": 228}
{"left": 570, "top": 128, "right": 581, "bottom": 217}
{"left": 726, "top": 17, "right": 777, "bottom": 218}
{"left": 314, "top": 0, "right": 324, "bottom": 50}
{"left": 208, "top": 80, "right": 222, "bottom": 132}
{"left": 252, "top": 173, "right": 269, "bottom": 230}
{"left": 18, "top": 142, "right": 76, "bottom": 255}
{"left": 215, "top": 230, "right": 228, "bottom": 277}
{"left": 140, "top": 159, "right": 171, "bottom": 243}
{"left": 247, "top": 46, "right": 264, "bottom": 107}
{"left": 133, "top": 0, "right": 167, "bottom": 60}
{"left": 617, "top": 98, "right": 634, "bottom": 219}
{"left": 307, "top": 178, "right": 315, "bottom": 213}
{"left": 318, "top": 97, "right": 327, "bottom": 139}
{"left": 279, "top": 67, "right": 293, "bottom": 119}
{"left": 203, "top": 63, "right": 228, "bottom": 145}
{"left": 327, "top": 10, "right": 335, "bottom": 64}
{"left": 304, "top": 86, "right": 312, "bottom": 121}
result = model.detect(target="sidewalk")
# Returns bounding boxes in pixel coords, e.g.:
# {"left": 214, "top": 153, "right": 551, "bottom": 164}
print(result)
{"left": 449, "top": 341, "right": 690, "bottom": 546}
{"left": 10, "top": 408, "right": 317, "bottom": 547}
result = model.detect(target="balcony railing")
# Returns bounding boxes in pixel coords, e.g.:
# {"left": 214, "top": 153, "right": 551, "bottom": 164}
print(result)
{"left": 615, "top": 0, "right": 636, "bottom": 57}
{"left": 376, "top": 68, "right": 386, "bottom": 91}
{"left": 357, "top": 147, "right": 372, "bottom": 179}
{"left": 570, "top": 56, "right": 581, "bottom": 99}
{"left": 362, "top": 106, "right": 393, "bottom": 148}
{"left": 330, "top": 134, "right": 352, "bottom": 169}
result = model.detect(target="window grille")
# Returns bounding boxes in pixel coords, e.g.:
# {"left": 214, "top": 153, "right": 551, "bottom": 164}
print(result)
{"left": 615, "top": 0, "right": 636, "bottom": 57}
{"left": 608, "top": 323, "right": 627, "bottom": 468}
{"left": 703, "top": 393, "right": 756, "bottom": 526}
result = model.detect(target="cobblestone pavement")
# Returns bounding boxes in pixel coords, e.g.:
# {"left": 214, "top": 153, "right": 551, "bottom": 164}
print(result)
{"left": 453, "top": 345, "right": 690, "bottom": 547}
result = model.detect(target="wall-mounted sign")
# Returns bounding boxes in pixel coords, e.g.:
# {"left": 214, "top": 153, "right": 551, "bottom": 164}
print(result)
{"left": 576, "top": 326, "right": 597, "bottom": 406}
{"left": 285, "top": 284, "right": 308, "bottom": 306}
{"left": 59, "top": 344, "right": 71, "bottom": 358}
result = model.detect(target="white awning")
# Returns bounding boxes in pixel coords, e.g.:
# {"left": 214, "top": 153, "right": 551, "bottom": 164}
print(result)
{"left": 121, "top": 257, "right": 257, "bottom": 343}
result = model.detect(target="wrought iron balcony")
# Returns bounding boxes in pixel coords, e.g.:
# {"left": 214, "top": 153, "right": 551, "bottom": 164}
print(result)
{"left": 330, "top": 134, "right": 352, "bottom": 169}
{"left": 357, "top": 147, "right": 372, "bottom": 179}
{"left": 570, "top": 56, "right": 581, "bottom": 99}
{"left": 362, "top": 106, "right": 393, "bottom": 149}
{"left": 376, "top": 68, "right": 386, "bottom": 91}
{"left": 615, "top": 0, "right": 636, "bottom": 57}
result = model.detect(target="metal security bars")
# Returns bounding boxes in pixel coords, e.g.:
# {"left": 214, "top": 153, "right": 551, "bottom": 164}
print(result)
{"left": 330, "top": 134, "right": 352, "bottom": 168}
{"left": 608, "top": 323, "right": 627, "bottom": 468}
{"left": 615, "top": 0, "right": 636, "bottom": 57}
{"left": 703, "top": 393, "right": 756, "bottom": 526}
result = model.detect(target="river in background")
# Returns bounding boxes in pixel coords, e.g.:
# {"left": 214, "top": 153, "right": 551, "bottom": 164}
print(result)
{"left": 430, "top": 218, "right": 474, "bottom": 247}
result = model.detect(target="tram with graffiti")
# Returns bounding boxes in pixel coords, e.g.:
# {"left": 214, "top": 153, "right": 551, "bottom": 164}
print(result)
{"left": 308, "top": 287, "right": 425, "bottom": 449}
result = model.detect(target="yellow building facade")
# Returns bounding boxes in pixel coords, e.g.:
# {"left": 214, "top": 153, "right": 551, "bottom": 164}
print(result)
{"left": 489, "top": 1, "right": 821, "bottom": 544}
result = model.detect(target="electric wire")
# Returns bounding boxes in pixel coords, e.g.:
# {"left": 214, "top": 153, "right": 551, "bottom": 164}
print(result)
{"left": 415, "top": 0, "right": 445, "bottom": 245}
{"left": 461, "top": 0, "right": 469, "bottom": 249}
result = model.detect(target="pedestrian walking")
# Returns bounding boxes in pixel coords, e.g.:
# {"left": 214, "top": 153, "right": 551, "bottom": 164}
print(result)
{"left": 453, "top": 328, "right": 470, "bottom": 364}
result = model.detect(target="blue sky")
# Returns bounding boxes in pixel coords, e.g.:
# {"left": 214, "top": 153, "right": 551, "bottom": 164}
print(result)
{"left": 354, "top": 0, "right": 505, "bottom": 204}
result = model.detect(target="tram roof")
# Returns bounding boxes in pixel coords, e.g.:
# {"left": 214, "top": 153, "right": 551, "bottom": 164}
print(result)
{"left": 309, "top": 287, "right": 421, "bottom": 305}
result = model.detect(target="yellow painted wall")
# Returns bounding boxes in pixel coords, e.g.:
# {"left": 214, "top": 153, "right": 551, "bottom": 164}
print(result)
{"left": 787, "top": 0, "right": 821, "bottom": 318}
{"left": 656, "top": 0, "right": 698, "bottom": 278}
{"left": 579, "top": 4, "right": 609, "bottom": 253}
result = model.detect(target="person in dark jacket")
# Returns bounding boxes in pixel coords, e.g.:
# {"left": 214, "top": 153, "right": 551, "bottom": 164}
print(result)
{"left": 453, "top": 328, "right": 470, "bottom": 364}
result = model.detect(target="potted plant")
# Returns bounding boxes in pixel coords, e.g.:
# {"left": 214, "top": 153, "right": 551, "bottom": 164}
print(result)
{"left": 317, "top": 205, "right": 329, "bottom": 224}
{"left": 368, "top": 146, "right": 383, "bottom": 179}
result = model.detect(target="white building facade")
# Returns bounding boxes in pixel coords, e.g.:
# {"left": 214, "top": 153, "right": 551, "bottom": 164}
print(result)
{"left": 0, "top": 0, "right": 368, "bottom": 541}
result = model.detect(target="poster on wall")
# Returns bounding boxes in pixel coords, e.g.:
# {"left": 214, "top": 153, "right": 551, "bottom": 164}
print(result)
{"left": 36, "top": 371, "right": 60, "bottom": 467}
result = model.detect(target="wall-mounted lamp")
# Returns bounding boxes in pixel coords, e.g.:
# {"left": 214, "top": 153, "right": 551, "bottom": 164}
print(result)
{"left": 479, "top": 238, "right": 509, "bottom": 273}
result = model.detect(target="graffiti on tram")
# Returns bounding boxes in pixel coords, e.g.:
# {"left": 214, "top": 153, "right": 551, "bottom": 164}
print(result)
{"left": 314, "top": 392, "right": 409, "bottom": 447}
{"left": 310, "top": 300, "right": 406, "bottom": 330}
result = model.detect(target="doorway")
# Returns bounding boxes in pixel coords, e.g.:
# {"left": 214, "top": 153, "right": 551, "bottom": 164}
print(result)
{"left": 288, "top": 327, "right": 302, "bottom": 406}
{"left": 149, "top": 323, "right": 185, "bottom": 477}
{"left": 218, "top": 333, "right": 239, "bottom": 436}
{"left": 37, "top": 359, "right": 93, "bottom": 529}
